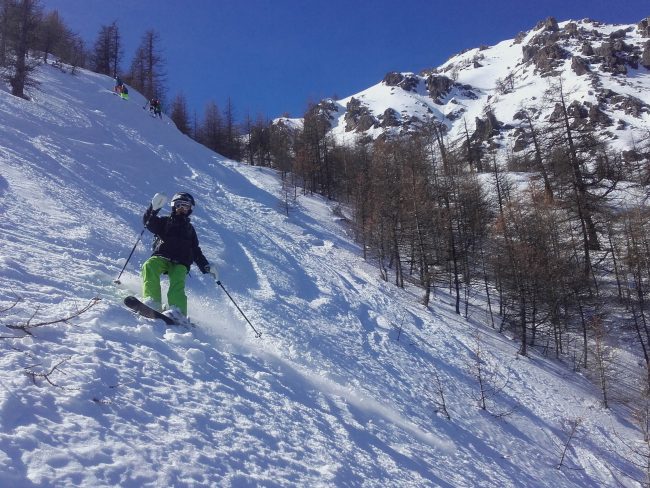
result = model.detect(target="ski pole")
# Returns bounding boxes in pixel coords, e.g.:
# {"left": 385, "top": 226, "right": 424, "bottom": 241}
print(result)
{"left": 217, "top": 281, "right": 262, "bottom": 338}
{"left": 113, "top": 230, "right": 147, "bottom": 285}
{"left": 114, "top": 212, "right": 155, "bottom": 285}
{"left": 113, "top": 227, "right": 146, "bottom": 284}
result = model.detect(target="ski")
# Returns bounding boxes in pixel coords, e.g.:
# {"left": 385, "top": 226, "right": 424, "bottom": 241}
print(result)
{"left": 124, "top": 296, "right": 177, "bottom": 325}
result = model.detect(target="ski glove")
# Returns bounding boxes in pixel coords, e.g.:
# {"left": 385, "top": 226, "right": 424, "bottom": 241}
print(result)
{"left": 151, "top": 192, "right": 168, "bottom": 211}
{"left": 203, "top": 265, "right": 219, "bottom": 282}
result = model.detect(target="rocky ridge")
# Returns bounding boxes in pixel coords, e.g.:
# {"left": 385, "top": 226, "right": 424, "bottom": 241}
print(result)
{"left": 295, "top": 16, "right": 650, "bottom": 162}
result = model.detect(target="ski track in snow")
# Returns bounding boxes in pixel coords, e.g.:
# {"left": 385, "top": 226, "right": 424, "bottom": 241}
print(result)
{"left": 0, "top": 63, "right": 645, "bottom": 486}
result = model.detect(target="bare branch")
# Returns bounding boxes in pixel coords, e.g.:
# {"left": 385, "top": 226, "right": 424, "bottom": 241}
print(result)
{"left": 4, "top": 297, "right": 101, "bottom": 336}
{"left": 24, "top": 357, "right": 75, "bottom": 389}
{"left": 432, "top": 368, "right": 451, "bottom": 420}
{"left": 557, "top": 417, "right": 582, "bottom": 470}
{"left": 0, "top": 297, "right": 23, "bottom": 314}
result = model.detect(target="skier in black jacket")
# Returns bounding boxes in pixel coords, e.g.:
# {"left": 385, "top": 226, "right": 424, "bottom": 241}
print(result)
{"left": 141, "top": 192, "right": 217, "bottom": 318}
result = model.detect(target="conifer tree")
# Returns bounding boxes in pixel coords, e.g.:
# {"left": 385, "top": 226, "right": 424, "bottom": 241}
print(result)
{"left": 294, "top": 102, "right": 332, "bottom": 196}
{"left": 37, "top": 9, "right": 67, "bottom": 63}
{"left": 91, "top": 21, "right": 121, "bottom": 77}
{"left": 197, "top": 100, "right": 223, "bottom": 153}
{"left": 169, "top": 92, "right": 191, "bottom": 136}
{"left": 268, "top": 121, "right": 293, "bottom": 174}
{"left": 247, "top": 114, "right": 271, "bottom": 166}
{"left": 0, "top": 1, "right": 9, "bottom": 66}
{"left": 128, "top": 29, "right": 166, "bottom": 101}
{"left": 542, "top": 78, "right": 621, "bottom": 275}
{"left": 1, "top": 0, "right": 42, "bottom": 99}
{"left": 222, "top": 97, "right": 241, "bottom": 160}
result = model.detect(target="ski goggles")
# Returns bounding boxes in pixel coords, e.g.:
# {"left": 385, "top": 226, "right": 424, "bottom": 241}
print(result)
{"left": 173, "top": 201, "right": 192, "bottom": 210}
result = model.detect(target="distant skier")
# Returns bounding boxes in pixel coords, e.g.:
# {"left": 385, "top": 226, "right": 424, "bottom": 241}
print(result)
{"left": 146, "top": 97, "right": 163, "bottom": 118}
{"left": 120, "top": 84, "right": 129, "bottom": 100}
{"left": 114, "top": 76, "right": 124, "bottom": 95}
{"left": 141, "top": 192, "right": 218, "bottom": 320}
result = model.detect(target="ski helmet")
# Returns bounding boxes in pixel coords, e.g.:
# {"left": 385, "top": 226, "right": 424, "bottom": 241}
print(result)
{"left": 170, "top": 192, "right": 195, "bottom": 215}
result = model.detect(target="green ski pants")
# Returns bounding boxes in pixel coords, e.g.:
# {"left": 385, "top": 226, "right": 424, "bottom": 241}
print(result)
{"left": 141, "top": 256, "right": 189, "bottom": 315}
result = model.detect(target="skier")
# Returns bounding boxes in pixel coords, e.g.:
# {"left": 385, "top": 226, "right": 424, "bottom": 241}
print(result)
{"left": 114, "top": 76, "right": 124, "bottom": 95}
{"left": 141, "top": 192, "right": 218, "bottom": 321}
{"left": 120, "top": 84, "right": 129, "bottom": 100}
{"left": 147, "top": 97, "right": 162, "bottom": 118}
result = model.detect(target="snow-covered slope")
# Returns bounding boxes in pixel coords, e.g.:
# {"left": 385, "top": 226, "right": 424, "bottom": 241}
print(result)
{"left": 315, "top": 17, "right": 650, "bottom": 158}
{"left": 0, "top": 64, "right": 645, "bottom": 487}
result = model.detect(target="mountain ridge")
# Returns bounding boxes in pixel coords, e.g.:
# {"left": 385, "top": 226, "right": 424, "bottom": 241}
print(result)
{"left": 294, "top": 16, "right": 650, "bottom": 164}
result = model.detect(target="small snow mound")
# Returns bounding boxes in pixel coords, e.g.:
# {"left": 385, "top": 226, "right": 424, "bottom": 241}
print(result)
{"left": 164, "top": 329, "right": 194, "bottom": 344}
{"left": 134, "top": 323, "right": 157, "bottom": 341}
{"left": 184, "top": 347, "right": 206, "bottom": 363}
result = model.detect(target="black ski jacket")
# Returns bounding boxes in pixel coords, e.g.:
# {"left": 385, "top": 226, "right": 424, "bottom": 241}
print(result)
{"left": 143, "top": 205, "right": 209, "bottom": 272}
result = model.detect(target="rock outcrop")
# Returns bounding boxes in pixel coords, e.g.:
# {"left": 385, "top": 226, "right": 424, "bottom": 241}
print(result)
{"left": 344, "top": 97, "right": 377, "bottom": 132}
{"left": 379, "top": 108, "right": 401, "bottom": 128}
{"left": 383, "top": 72, "right": 419, "bottom": 92}
{"left": 571, "top": 56, "right": 590, "bottom": 75}
{"left": 642, "top": 40, "right": 650, "bottom": 69}
{"left": 296, "top": 15, "right": 650, "bottom": 160}
{"left": 426, "top": 75, "right": 454, "bottom": 104}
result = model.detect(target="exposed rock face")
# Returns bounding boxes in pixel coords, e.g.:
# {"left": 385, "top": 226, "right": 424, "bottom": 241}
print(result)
{"left": 522, "top": 20, "right": 569, "bottom": 74}
{"left": 563, "top": 22, "right": 579, "bottom": 38}
{"left": 305, "top": 100, "right": 337, "bottom": 131}
{"left": 512, "top": 109, "right": 528, "bottom": 121}
{"left": 522, "top": 45, "right": 537, "bottom": 63}
{"left": 581, "top": 42, "right": 594, "bottom": 56}
{"left": 324, "top": 99, "right": 338, "bottom": 112}
{"left": 458, "top": 84, "right": 479, "bottom": 100}
{"left": 383, "top": 72, "right": 404, "bottom": 86}
{"left": 513, "top": 31, "right": 527, "bottom": 44}
{"left": 402, "top": 114, "right": 424, "bottom": 131}
{"left": 512, "top": 127, "right": 528, "bottom": 153}
{"left": 383, "top": 72, "right": 419, "bottom": 92}
{"left": 523, "top": 43, "right": 568, "bottom": 73}
{"left": 356, "top": 114, "right": 378, "bottom": 132}
{"left": 587, "top": 104, "right": 611, "bottom": 126}
{"left": 400, "top": 75, "right": 419, "bottom": 92}
{"left": 304, "top": 16, "right": 650, "bottom": 153}
{"left": 426, "top": 75, "right": 454, "bottom": 103}
{"left": 344, "top": 97, "right": 361, "bottom": 132}
{"left": 535, "top": 16, "right": 559, "bottom": 32}
{"left": 595, "top": 42, "right": 625, "bottom": 74}
{"left": 643, "top": 41, "right": 650, "bottom": 69}
{"left": 379, "top": 108, "right": 400, "bottom": 128}
{"left": 472, "top": 111, "right": 501, "bottom": 142}
{"left": 612, "top": 38, "right": 633, "bottom": 52}
{"left": 538, "top": 43, "right": 568, "bottom": 66}
{"left": 526, "top": 17, "right": 561, "bottom": 50}
{"left": 622, "top": 149, "right": 647, "bottom": 162}
{"left": 571, "top": 56, "right": 590, "bottom": 75}
{"left": 550, "top": 100, "right": 612, "bottom": 128}
{"left": 638, "top": 17, "right": 650, "bottom": 37}
{"left": 344, "top": 97, "right": 377, "bottom": 132}
{"left": 445, "top": 107, "right": 466, "bottom": 121}
{"left": 609, "top": 28, "right": 631, "bottom": 40}
{"left": 600, "top": 90, "right": 650, "bottom": 117}
{"left": 594, "top": 40, "right": 639, "bottom": 74}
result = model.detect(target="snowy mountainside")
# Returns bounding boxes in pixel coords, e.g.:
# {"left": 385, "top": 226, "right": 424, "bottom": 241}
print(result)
{"left": 0, "top": 64, "right": 645, "bottom": 486}
{"left": 313, "top": 17, "right": 650, "bottom": 158}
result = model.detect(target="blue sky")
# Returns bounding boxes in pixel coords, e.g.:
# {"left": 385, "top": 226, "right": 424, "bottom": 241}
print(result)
{"left": 42, "top": 0, "right": 648, "bottom": 121}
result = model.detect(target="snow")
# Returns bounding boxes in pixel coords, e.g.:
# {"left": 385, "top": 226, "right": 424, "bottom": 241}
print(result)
{"left": 0, "top": 62, "right": 646, "bottom": 486}
{"left": 327, "top": 18, "right": 650, "bottom": 160}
